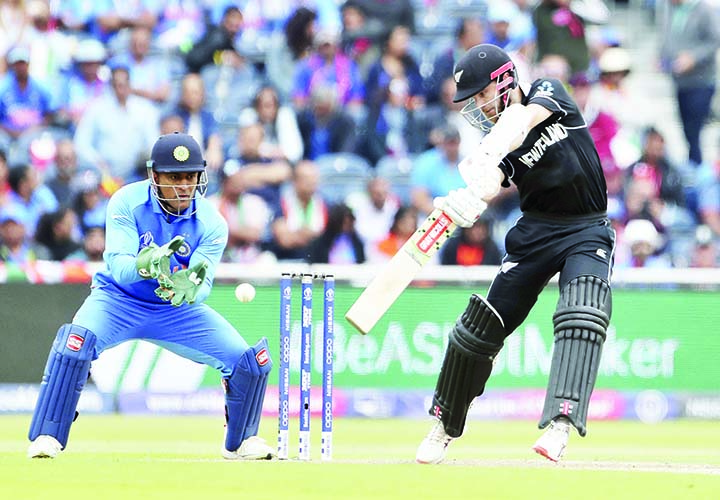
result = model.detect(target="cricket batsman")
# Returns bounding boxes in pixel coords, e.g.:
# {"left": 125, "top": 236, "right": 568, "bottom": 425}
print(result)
{"left": 416, "top": 44, "right": 615, "bottom": 464}
{"left": 28, "top": 132, "right": 276, "bottom": 460}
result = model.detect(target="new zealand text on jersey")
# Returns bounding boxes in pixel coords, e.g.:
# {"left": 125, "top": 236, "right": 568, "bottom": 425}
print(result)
{"left": 518, "top": 123, "right": 568, "bottom": 168}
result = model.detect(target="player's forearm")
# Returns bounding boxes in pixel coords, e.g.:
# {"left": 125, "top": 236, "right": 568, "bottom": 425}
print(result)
{"left": 106, "top": 253, "right": 147, "bottom": 284}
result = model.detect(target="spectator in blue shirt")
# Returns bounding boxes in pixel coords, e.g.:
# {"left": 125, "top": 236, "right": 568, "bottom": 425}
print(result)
{"left": 0, "top": 45, "right": 54, "bottom": 139}
{"left": 6, "top": 163, "right": 59, "bottom": 237}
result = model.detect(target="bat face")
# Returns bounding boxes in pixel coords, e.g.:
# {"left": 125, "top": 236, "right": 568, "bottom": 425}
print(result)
{"left": 345, "top": 209, "right": 456, "bottom": 334}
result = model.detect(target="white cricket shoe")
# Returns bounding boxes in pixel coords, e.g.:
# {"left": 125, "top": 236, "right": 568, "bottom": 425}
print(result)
{"left": 28, "top": 435, "right": 62, "bottom": 459}
{"left": 416, "top": 420, "right": 454, "bottom": 464}
{"left": 532, "top": 418, "right": 571, "bottom": 462}
{"left": 222, "top": 436, "right": 276, "bottom": 460}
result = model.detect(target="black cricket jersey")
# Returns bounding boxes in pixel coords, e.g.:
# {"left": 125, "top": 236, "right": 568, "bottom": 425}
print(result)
{"left": 500, "top": 78, "right": 607, "bottom": 216}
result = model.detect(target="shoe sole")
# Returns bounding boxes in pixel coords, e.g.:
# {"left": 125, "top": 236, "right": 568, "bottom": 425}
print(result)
{"left": 532, "top": 445, "right": 560, "bottom": 463}
{"left": 222, "top": 451, "right": 275, "bottom": 460}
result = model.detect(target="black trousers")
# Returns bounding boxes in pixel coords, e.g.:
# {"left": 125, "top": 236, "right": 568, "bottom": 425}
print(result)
{"left": 486, "top": 212, "right": 615, "bottom": 335}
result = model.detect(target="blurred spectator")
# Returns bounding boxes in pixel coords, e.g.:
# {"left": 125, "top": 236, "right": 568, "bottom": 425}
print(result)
{"left": 0, "top": 0, "right": 30, "bottom": 72}
{"left": 171, "top": 73, "right": 223, "bottom": 173}
{"left": 534, "top": 53, "right": 571, "bottom": 83}
{"left": 34, "top": 206, "right": 81, "bottom": 260}
{"left": 689, "top": 224, "right": 718, "bottom": 267}
{"left": 307, "top": 202, "right": 365, "bottom": 264}
{"left": 345, "top": 175, "right": 401, "bottom": 258}
{"left": 265, "top": 7, "right": 317, "bottom": 102}
{"left": 350, "top": 0, "right": 414, "bottom": 34}
{"left": 364, "top": 24, "right": 423, "bottom": 107}
{"left": 238, "top": 85, "right": 304, "bottom": 164}
{"left": 110, "top": 26, "right": 172, "bottom": 107}
{"left": 153, "top": 0, "right": 207, "bottom": 52}
{"left": 185, "top": 5, "right": 243, "bottom": 74}
{"left": 485, "top": 1, "right": 521, "bottom": 51}
{"left": 0, "top": 148, "right": 9, "bottom": 206}
{"left": 158, "top": 112, "right": 185, "bottom": 135}
{"left": 291, "top": 26, "right": 365, "bottom": 117}
{"left": 424, "top": 17, "right": 485, "bottom": 105}
{"left": 659, "top": 0, "right": 720, "bottom": 167}
{"left": 45, "top": 138, "right": 80, "bottom": 204}
{"left": 696, "top": 157, "right": 720, "bottom": 236}
{"left": 0, "top": 45, "right": 54, "bottom": 139}
{"left": 591, "top": 46, "right": 636, "bottom": 130}
{"left": 6, "top": 163, "right": 58, "bottom": 237}
{"left": 0, "top": 204, "right": 43, "bottom": 264}
{"left": 74, "top": 66, "right": 159, "bottom": 183}
{"left": 52, "top": 0, "right": 96, "bottom": 33}
{"left": 569, "top": 71, "right": 619, "bottom": 174}
{"left": 358, "top": 77, "right": 427, "bottom": 165}
{"left": 410, "top": 123, "right": 464, "bottom": 216}
{"left": 616, "top": 218, "right": 672, "bottom": 269}
{"left": 623, "top": 174, "right": 665, "bottom": 232}
{"left": 25, "top": 0, "right": 74, "bottom": 94}
{"left": 419, "top": 76, "right": 485, "bottom": 158}
{"left": 533, "top": 0, "right": 608, "bottom": 75}
{"left": 625, "top": 127, "right": 687, "bottom": 209}
{"left": 225, "top": 122, "right": 292, "bottom": 210}
{"left": 269, "top": 160, "right": 328, "bottom": 261}
{"left": 91, "top": 0, "right": 157, "bottom": 46}
{"left": 440, "top": 215, "right": 502, "bottom": 266}
{"left": 340, "top": 0, "right": 384, "bottom": 79}
{"left": 209, "top": 166, "right": 273, "bottom": 263}
{"left": 55, "top": 38, "right": 109, "bottom": 129}
{"left": 367, "top": 204, "right": 417, "bottom": 263}
{"left": 66, "top": 225, "right": 105, "bottom": 262}
{"left": 201, "top": 45, "right": 262, "bottom": 124}
{"left": 625, "top": 126, "right": 696, "bottom": 264}
{"left": 71, "top": 170, "right": 108, "bottom": 233}
{"left": 297, "top": 85, "right": 358, "bottom": 160}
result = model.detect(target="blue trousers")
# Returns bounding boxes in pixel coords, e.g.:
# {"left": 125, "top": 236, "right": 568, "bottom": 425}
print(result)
{"left": 73, "top": 285, "right": 248, "bottom": 377}
{"left": 677, "top": 85, "right": 715, "bottom": 166}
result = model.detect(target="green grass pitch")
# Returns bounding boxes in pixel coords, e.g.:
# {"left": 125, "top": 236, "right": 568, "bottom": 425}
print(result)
{"left": 1, "top": 415, "right": 719, "bottom": 499}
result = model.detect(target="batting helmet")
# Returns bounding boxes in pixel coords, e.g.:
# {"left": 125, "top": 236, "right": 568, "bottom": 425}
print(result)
{"left": 147, "top": 132, "right": 206, "bottom": 173}
{"left": 453, "top": 44, "right": 517, "bottom": 103}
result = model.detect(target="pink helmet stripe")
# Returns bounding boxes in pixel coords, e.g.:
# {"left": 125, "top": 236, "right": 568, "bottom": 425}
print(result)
{"left": 490, "top": 61, "right": 514, "bottom": 79}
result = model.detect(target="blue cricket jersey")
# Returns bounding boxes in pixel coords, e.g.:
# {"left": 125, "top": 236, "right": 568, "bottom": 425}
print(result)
{"left": 93, "top": 180, "right": 228, "bottom": 304}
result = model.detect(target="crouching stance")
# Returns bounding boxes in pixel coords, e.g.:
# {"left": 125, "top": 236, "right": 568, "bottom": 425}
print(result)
{"left": 416, "top": 43, "right": 615, "bottom": 464}
{"left": 28, "top": 133, "right": 275, "bottom": 460}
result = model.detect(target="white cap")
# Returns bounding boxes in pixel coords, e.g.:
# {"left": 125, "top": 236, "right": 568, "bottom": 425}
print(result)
{"left": 624, "top": 219, "right": 662, "bottom": 251}
{"left": 74, "top": 39, "right": 107, "bottom": 63}
{"left": 598, "top": 47, "right": 631, "bottom": 74}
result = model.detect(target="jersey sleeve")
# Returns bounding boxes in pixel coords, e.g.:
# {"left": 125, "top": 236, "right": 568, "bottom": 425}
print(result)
{"left": 103, "top": 188, "right": 143, "bottom": 285}
{"left": 525, "top": 78, "right": 572, "bottom": 120}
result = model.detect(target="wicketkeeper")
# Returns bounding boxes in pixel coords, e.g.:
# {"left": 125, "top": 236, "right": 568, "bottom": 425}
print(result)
{"left": 417, "top": 44, "right": 615, "bottom": 464}
{"left": 28, "top": 133, "right": 276, "bottom": 460}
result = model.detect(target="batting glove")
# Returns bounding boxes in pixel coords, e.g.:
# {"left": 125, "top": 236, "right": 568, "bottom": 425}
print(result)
{"left": 433, "top": 185, "right": 488, "bottom": 228}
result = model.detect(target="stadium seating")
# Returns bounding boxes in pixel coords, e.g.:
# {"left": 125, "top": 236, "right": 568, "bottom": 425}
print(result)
{"left": 375, "top": 154, "right": 415, "bottom": 205}
{"left": 314, "top": 152, "right": 373, "bottom": 204}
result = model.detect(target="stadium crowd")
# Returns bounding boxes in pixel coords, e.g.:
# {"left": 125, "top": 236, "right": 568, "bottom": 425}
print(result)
{"left": 0, "top": 0, "right": 718, "bottom": 273}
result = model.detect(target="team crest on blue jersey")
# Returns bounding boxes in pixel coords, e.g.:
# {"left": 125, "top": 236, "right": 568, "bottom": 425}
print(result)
{"left": 139, "top": 231, "right": 154, "bottom": 248}
{"left": 176, "top": 241, "right": 191, "bottom": 257}
{"left": 536, "top": 81, "right": 555, "bottom": 97}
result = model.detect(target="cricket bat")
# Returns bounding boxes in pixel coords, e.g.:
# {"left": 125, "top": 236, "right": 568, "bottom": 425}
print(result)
{"left": 345, "top": 208, "right": 457, "bottom": 334}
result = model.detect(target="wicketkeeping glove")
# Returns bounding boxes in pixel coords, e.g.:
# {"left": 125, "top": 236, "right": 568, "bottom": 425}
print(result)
{"left": 136, "top": 236, "right": 185, "bottom": 280}
{"left": 154, "top": 260, "right": 209, "bottom": 307}
{"left": 433, "top": 185, "right": 488, "bottom": 228}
